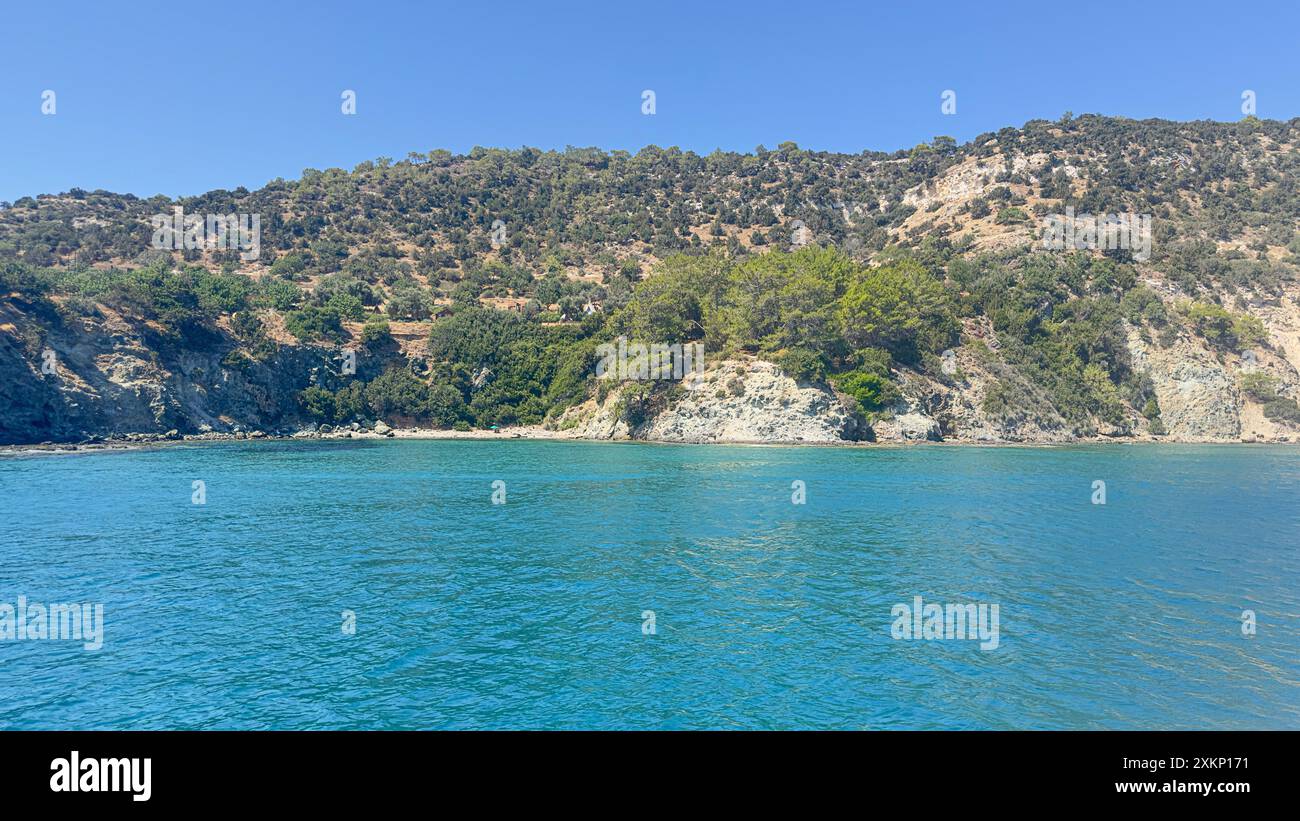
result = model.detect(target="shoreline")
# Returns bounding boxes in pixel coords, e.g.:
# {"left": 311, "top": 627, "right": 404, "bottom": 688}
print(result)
{"left": 3, "top": 424, "right": 1296, "bottom": 456}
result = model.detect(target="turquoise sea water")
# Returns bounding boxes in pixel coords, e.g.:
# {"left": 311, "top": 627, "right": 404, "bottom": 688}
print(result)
{"left": 1, "top": 440, "right": 1297, "bottom": 729}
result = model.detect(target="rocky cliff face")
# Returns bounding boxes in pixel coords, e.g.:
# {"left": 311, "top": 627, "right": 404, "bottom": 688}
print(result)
{"left": 547, "top": 288, "right": 1300, "bottom": 446}
{"left": 7, "top": 289, "right": 1299, "bottom": 447}
{"left": 0, "top": 297, "right": 348, "bottom": 443}
{"left": 1125, "top": 332, "right": 1240, "bottom": 441}
{"left": 556, "top": 360, "right": 864, "bottom": 444}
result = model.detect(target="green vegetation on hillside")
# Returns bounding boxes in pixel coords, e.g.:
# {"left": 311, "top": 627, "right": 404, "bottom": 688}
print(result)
{"left": 4, "top": 116, "right": 1298, "bottom": 437}
{"left": 287, "top": 242, "right": 1177, "bottom": 432}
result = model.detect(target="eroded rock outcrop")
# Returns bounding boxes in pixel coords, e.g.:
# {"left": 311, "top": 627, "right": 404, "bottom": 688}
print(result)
{"left": 1126, "top": 331, "right": 1241, "bottom": 441}
{"left": 0, "top": 298, "right": 336, "bottom": 443}
{"left": 556, "top": 359, "right": 863, "bottom": 443}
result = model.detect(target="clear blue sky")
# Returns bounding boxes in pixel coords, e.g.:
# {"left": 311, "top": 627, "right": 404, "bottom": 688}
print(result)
{"left": 3, "top": 0, "right": 1295, "bottom": 201}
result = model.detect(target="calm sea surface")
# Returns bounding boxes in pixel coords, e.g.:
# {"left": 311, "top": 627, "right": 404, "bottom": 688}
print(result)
{"left": 1, "top": 440, "right": 1297, "bottom": 729}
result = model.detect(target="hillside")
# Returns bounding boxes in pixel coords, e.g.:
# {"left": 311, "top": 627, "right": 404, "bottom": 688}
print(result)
{"left": 3, "top": 114, "right": 1300, "bottom": 445}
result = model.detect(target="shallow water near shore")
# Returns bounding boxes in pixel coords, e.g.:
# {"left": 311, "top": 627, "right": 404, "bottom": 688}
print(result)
{"left": 1, "top": 439, "right": 1297, "bottom": 729}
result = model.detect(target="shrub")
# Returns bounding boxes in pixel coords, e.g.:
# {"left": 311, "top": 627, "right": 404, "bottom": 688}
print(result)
{"left": 299, "top": 386, "right": 336, "bottom": 421}
{"left": 425, "top": 383, "right": 469, "bottom": 427}
{"left": 1240, "top": 371, "right": 1279, "bottom": 402}
{"left": 325, "top": 292, "right": 366, "bottom": 321}
{"left": 361, "top": 315, "right": 393, "bottom": 346}
{"left": 1263, "top": 398, "right": 1300, "bottom": 424}
{"left": 1181, "top": 301, "right": 1266, "bottom": 351}
{"left": 334, "top": 382, "right": 366, "bottom": 421}
{"left": 364, "top": 368, "right": 431, "bottom": 418}
{"left": 260, "top": 277, "right": 302, "bottom": 311}
{"left": 1120, "top": 286, "right": 1167, "bottom": 325}
{"left": 834, "top": 349, "right": 899, "bottom": 411}
{"left": 775, "top": 347, "right": 826, "bottom": 382}
{"left": 0, "top": 260, "right": 50, "bottom": 297}
{"left": 838, "top": 260, "right": 957, "bottom": 362}
{"left": 386, "top": 282, "right": 432, "bottom": 320}
{"left": 284, "top": 305, "right": 346, "bottom": 342}
{"left": 835, "top": 369, "right": 899, "bottom": 411}
{"left": 269, "top": 252, "right": 310, "bottom": 280}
